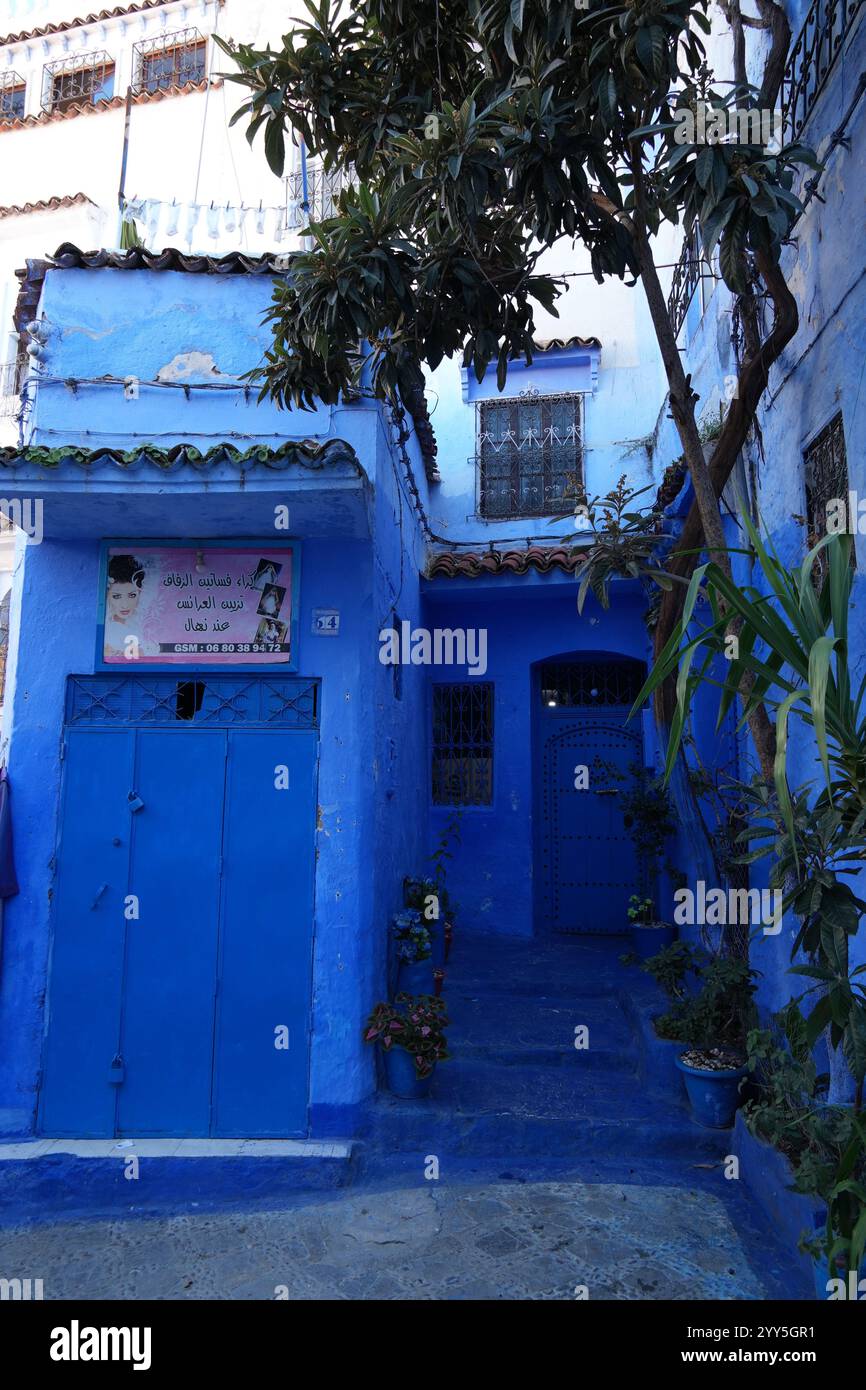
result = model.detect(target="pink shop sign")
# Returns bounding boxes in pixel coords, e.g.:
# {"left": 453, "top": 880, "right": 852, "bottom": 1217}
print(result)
{"left": 97, "top": 541, "right": 300, "bottom": 670}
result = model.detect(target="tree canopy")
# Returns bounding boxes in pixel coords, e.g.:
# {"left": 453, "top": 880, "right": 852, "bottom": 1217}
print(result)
{"left": 219, "top": 0, "right": 811, "bottom": 412}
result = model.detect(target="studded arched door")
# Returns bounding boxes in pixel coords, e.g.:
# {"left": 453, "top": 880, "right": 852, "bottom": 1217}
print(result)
{"left": 537, "top": 659, "right": 645, "bottom": 934}
{"left": 39, "top": 675, "right": 319, "bottom": 1138}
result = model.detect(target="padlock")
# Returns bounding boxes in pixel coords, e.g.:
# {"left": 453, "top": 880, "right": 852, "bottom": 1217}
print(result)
{"left": 127, "top": 792, "right": 145, "bottom": 813}
{"left": 108, "top": 1055, "right": 125, "bottom": 1085}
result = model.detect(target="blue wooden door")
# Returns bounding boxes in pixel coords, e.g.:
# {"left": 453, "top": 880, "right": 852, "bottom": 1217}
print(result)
{"left": 540, "top": 718, "right": 644, "bottom": 932}
{"left": 39, "top": 675, "right": 319, "bottom": 1137}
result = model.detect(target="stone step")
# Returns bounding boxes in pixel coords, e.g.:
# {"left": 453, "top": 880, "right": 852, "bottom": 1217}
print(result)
{"left": 0, "top": 1139, "right": 356, "bottom": 1224}
{"left": 444, "top": 989, "right": 636, "bottom": 1056}
{"left": 432, "top": 1057, "right": 651, "bottom": 1114}
{"left": 362, "top": 1097, "right": 730, "bottom": 1161}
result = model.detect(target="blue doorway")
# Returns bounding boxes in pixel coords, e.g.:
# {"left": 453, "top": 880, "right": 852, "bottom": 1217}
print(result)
{"left": 39, "top": 675, "right": 319, "bottom": 1138}
{"left": 536, "top": 657, "right": 646, "bottom": 933}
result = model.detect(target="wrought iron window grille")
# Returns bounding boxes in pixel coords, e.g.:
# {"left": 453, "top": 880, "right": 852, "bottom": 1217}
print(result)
{"left": 132, "top": 28, "right": 208, "bottom": 96}
{"left": 804, "top": 411, "right": 852, "bottom": 585}
{"left": 42, "top": 51, "right": 114, "bottom": 113}
{"left": 475, "top": 391, "right": 586, "bottom": 520}
{"left": 782, "top": 0, "right": 863, "bottom": 141}
{"left": 539, "top": 660, "right": 647, "bottom": 709}
{"left": 432, "top": 683, "right": 494, "bottom": 806}
{"left": 0, "top": 72, "right": 26, "bottom": 120}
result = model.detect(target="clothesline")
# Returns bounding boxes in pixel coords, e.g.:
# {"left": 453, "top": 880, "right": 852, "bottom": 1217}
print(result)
{"left": 121, "top": 194, "right": 304, "bottom": 245}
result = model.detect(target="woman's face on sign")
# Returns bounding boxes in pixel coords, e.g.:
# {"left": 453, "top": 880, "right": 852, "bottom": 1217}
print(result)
{"left": 107, "top": 583, "right": 140, "bottom": 622}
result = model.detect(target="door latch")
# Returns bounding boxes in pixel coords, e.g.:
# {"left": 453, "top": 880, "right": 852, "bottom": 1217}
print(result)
{"left": 108, "top": 1054, "right": 125, "bottom": 1085}
{"left": 90, "top": 882, "right": 108, "bottom": 910}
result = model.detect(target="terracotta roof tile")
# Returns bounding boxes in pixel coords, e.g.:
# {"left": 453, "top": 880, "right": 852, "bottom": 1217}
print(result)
{"left": 0, "top": 194, "right": 95, "bottom": 220}
{"left": 427, "top": 546, "right": 583, "bottom": 578}
{"left": 0, "top": 440, "right": 362, "bottom": 474}
{"left": 0, "top": 80, "right": 214, "bottom": 133}
{"left": 46, "top": 242, "right": 287, "bottom": 275}
{"left": 0, "top": 0, "right": 175, "bottom": 47}
{"left": 532, "top": 336, "right": 602, "bottom": 351}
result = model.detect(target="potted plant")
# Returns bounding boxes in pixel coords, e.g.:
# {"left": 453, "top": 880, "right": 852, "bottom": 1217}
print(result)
{"left": 392, "top": 910, "right": 434, "bottom": 993}
{"left": 665, "top": 954, "right": 757, "bottom": 1128}
{"left": 645, "top": 947, "right": 757, "bottom": 1127}
{"left": 363, "top": 993, "right": 450, "bottom": 1098}
{"left": 628, "top": 894, "right": 676, "bottom": 959}
{"left": 402, "top": 877, "right": 445, "bottom": 968}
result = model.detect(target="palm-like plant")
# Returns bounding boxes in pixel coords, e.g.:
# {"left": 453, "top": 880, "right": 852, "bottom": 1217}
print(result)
{"left": 634, "top": 515, "right": 864, "bottom": 838}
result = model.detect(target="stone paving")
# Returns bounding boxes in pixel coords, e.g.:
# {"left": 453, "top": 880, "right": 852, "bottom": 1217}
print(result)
{"left": 0, "top": 932, "right": 810, "bottom": 1300}
{"left": 0, "top": 1177, "right": 769, "bottom": 1300}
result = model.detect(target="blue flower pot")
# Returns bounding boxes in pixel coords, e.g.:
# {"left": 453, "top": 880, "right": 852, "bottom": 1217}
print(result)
{"left": 676, "top": 1054, "right": 748, "bottom": 1128}
{"left": 397, "top": 960, "right": 435, "bottom": 994}
{"left": 383, "top": 1044, "right": 433, "bottom": 1099}
{"left": 631, "top": 923, "right": 677, "bottom": 961}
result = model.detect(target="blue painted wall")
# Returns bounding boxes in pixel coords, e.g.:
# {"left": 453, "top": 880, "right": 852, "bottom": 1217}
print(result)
{"left": 0, "top": 263, "right": 432, "bottom": 1137}
{"left": 422, "top": 575, "right": 660, "bottom": 937}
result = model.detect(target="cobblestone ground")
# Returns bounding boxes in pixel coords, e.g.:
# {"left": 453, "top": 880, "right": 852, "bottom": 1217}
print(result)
{"left": 0, "top": 1179, "right": 771, "bottom": 1300}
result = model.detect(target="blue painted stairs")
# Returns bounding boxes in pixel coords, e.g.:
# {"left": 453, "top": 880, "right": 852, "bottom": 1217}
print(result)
{"left": 363, "top": 930, "right": 728, "bottom": 1168}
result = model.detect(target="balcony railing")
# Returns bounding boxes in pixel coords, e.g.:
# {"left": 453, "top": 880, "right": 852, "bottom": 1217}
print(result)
{"left": 782, "top": 0, "right": 863, "bottom": 141}
{"left": 283, "top": 165, "right": 357, "bottom": 229}
{"left": 667, "top": 219, "right": 705, "bottom": 341}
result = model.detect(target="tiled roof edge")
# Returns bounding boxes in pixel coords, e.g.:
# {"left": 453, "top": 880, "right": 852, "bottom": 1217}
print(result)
{"left": 532, "top": 336, "right": 602, "bottom": 350}
{"left": 426, "top": 546, "right": 584, "bottom": 579}
{"left": 0, "top": 0, "right": 177, "bottom": 47}
{"left": 0, "top": 80, "right": 214, "bottom": 132}
{"left": 0, "top": 194, "right": 95, "bottom": 221}
{"left": 0, "top": 439, "right": 362, "bottom": 474}
{"left": 45, "top": 242, "right": 290, "bottom": 275}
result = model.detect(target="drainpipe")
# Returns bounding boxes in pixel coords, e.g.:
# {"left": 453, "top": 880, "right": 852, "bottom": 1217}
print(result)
{"left": 299, "top": 138, "right": 314, "bottom": 252}
{"left": 117, "top": 86, "right": 133, "bottom": 248}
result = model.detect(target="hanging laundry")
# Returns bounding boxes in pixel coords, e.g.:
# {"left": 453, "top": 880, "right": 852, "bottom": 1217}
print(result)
{"left": 272, "top": 206, "right": 286, "bottom": 243}
{"left": 143, "top": 199, "right": 162, "bottom": 245}
{"left": 183, "top": 202, "right": 202, "bottom": 243}
{"left": 223, "top": 203, "right": 238, "bottom": 235}
{"left": 254, "top": 204, "right": 267, "bottom": 237}
{"left": 122, "top": 196, "right": 145, "bottom": 224}
{"left": 206, "top": 204, "right": 221, "bottom": 240}
{"left": 164, "top": 200, "right": 181, "bottom": 238}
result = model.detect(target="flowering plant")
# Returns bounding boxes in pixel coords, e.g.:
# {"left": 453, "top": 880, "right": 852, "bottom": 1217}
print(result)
{"left": 392, "top": 909, "right": 431, "bottom": 963}
{"left": 628, "top": 894, "right": 657, "bottom": 926}
{"left": 363, "top": 994, "right": 450, "bottom": 1078}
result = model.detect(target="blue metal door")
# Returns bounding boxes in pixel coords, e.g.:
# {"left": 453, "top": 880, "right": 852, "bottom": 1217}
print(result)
{"left": 116, "top": 729, "right": 225, "bottom": 1136}
{"left": 39, "top": 729, "right": 135, "bottom": 1137}
{"left": 537, "top": 659, "right": 646, "bottom": 934}
{"left": 39, "top": 675, "right": 319, "bottom": 1137}
{"left": 212, "top": 729, "right": 317, "bottom": 1136}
